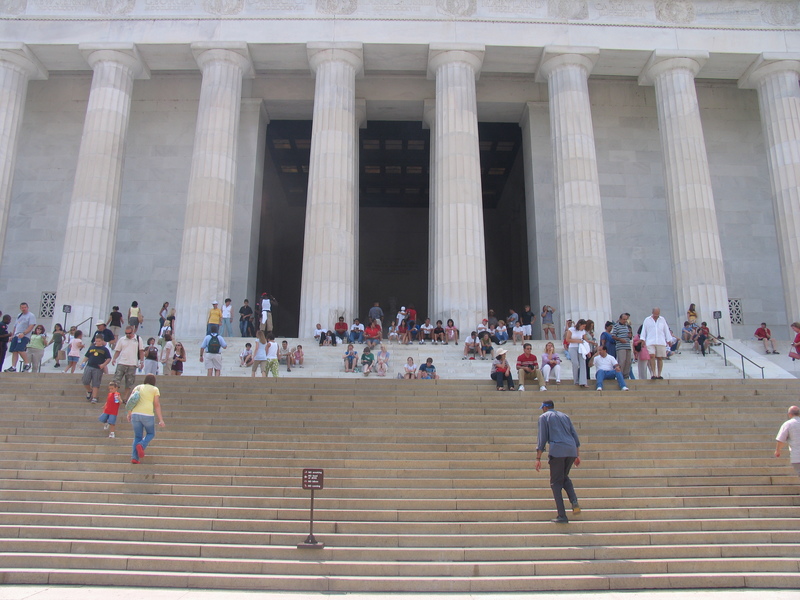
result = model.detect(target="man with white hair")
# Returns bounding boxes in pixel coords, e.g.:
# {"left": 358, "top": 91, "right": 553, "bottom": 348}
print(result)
{"left": 640, "top": 307, "right": 671, "bottom": 380}
{"left": 775, "top": 405, "right": 800, "bottom": 477}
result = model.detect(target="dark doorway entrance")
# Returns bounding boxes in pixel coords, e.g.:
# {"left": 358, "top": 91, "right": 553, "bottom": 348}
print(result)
{"left": 259, "top": 120, "right": 528, "bottom": 337}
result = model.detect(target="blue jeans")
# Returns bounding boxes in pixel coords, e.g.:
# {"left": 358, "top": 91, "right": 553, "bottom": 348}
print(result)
{"left": 222, "top": 317, "right": 233, "bottom": 338}
{"left": 239, "top": 319, "right": 248, "bottom": 337}
{"left": 349, "top": 331, "right": 364, "bottom": 344}
{"left": 596, "top": 369, "right": 627, "bottom": 390}
{"left": 131, "top": 413, "right": 156, "bottom": 460}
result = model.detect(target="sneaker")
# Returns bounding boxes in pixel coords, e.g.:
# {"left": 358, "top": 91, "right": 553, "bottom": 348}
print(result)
{"left": 108, "top": 432, "right": 115, "bottom": 438}
{"left": 4, "top": 367, "right": 16, "bottom": 372}
{"left": 539, "top": 386, "right": 547, "bottom": 392}
{"left": 136, "top": 443, "right": 145, "bottom": 459}
{"left": 86, "top": 392, "right": 93, "bottom": 400}
{"left": 555, "top": 380, "right": 561, "bottom": 384}
{"left": 773, "top": 351, "right": 780, "bottom": 354}
{"left": 131, "top": 459, "right": 139, "bottom": 464}
{"left": 551, "top": 516, "right": 569, "bottom": 524}
{"left": 22, "top": 364, "right": 31, "bottom": 372}
{"left": 572, "top": 503, "right": 581, "bottom": 515}
{"left": 91, "top": 398, "right": 98, "bottom": 404}
{"left": 595, "top": 387, "right": 602, "bottom": 392}
{"left": 518, "top": 385, "right": 525, "bottom": 392}
{"left": 103, "top": 423, "right": 110, "bottom": 430}
{"left": 622, "top": 386, "right": 629, "bottom": 391}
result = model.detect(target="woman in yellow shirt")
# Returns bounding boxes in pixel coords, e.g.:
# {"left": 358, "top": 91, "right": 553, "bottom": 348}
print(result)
{"left": 126, "top": 374, "right": 165, "bottom": 464}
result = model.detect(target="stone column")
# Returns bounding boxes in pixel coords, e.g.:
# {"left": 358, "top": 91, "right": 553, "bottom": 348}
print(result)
{"left": 298, "top": 43, "right": 363, "bottom": 336}
{"left": 740, "top": 54, "right": 800, "bottom": 324}
{"left": 175, "top": 43, "right": 254, "bottom": 337}
{"left": 536, "top": 47, "right": 611, "bottom": 326}
{"left": 422, "top": 98, "right": 436, "bottom": 320}
{"left": 0, "top": 44, "right": 46, "bottom": 267}
{"left": 640, "top": 50, "right": 731, "bottom": 337}
{"left": 427, "top": 44, "right": 488, "bottom": 332}
{"left": 56, "top": 44, "right": 148, "bottom": 326}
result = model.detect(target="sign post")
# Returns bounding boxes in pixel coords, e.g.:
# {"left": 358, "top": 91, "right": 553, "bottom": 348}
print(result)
{"left": 712, "top": 310, "right": 723, "bottom": 340}
{"left": 62, "top": 304, "right": 72, "bottom": 331}
{"left": 297, "top": 468, "right": 324, "bottom": 549}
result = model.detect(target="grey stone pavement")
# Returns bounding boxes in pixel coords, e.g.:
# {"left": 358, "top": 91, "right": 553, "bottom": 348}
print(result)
{"left": 1, "top": 588, "right": 799, "bottom": 600}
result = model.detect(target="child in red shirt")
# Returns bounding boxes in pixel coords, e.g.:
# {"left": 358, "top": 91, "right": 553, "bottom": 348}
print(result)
{"left": 98, "top": 381, "right": 122, "bottom": 438}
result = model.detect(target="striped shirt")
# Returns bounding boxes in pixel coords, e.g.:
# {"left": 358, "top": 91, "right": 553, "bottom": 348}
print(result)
{"left": 611, "top": 321, "right": 632, "bottom": 351}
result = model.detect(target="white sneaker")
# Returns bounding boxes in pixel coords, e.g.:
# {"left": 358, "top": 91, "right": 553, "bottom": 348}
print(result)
{"left": 555, "top": 380, "right": 561, "bottom": 384}
{"left": 595, "top": 388, "right": 602, "bottom": 392}
{"left": 540, "top": 386, "right": 547, "bottom": 392}
{"left": 518, "top": 385, "right": 525, "bottom": 392}
{"left": 108, "top": 432, "right": 115, "bottom": 438}
{"left": 622, "top": 386, "right": 629, "bottom": 391}
{"left": 103, "top": 423, "right": 110, "bottom": 430}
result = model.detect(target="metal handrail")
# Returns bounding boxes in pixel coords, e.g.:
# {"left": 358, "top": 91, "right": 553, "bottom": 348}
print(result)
{"left": 71, "top": 316, "right": 94, "bottom": 335}
{"left": 714, "top": 337, "right": 765, "bottom": 379}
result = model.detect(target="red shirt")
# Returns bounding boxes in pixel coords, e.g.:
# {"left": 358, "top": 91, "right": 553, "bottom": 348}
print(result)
{"left": 407, "top": 308, "right": 417, "bottom": 323}
{"left": 365, "top": 325, "right": 381, "bottom": 339}
{"left": 755, "top": 327, "right": 770, "bottom": 339}
{"left": 516, "top": 352, "right": 539, "bottom": 369}
{"left": 103, "top": 391, "right": 121, "bottom": 416}
{"left": 334, "top": 321, "right": 348, "bottom": 335}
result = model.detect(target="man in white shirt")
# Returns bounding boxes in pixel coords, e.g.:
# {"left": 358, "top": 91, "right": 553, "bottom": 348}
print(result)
{"left": 640, "top": 307, "right": 671, "bottom": 380}
{"left": 775, "top": 405, "right": 800, "bottom": 477}
{"left": 419, "top": 318, "right": 434, "bottom": 344}
{"left": 592, "top": 346, "right": 629, "bottom": 392}
{"left": 221, "top": 298, "right": 233, "bottom": 338}
{"left": 112, "top": 326, "right": 144, "bottom": 400}
{"left": 463, "top": 331, "right": 480, "bottom": 359}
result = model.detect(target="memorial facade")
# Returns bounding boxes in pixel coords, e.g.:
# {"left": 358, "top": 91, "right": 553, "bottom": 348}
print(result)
{"left": 0, "top": 0, "right": 798, "bottom": 339}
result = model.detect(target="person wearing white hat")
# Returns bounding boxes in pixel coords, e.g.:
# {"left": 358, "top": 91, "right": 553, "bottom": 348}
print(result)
{"left": 490, "top": 347, "right": 514, "bottom": 391}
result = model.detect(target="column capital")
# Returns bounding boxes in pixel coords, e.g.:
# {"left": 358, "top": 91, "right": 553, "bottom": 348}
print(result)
{"left": 422, "top": 98, "right": 435, "bottom": 129}
{"left": 307, "top": 42, "right": 364, "bottom": 77}
{"left": 355, "top": 98, "right": 367, "bottom": 128}
{"left": 427, "top": 44, "right": 484, "bottom": 80}
{"left": 638, "top": 50, "right": 708, "bottom": 86}
{"left": 79, "top": 43, "right": 150, "bottom": 80}
{"left": 191, "top": 42, "right": 254, "bottom": 79}
{"left": 0, "top": 43, "right": 48, "bottom": 80}
{"left": 739, "top": 53, "right": 800, "bottom": 89}
{"left": 535, "top": 46, "right": 599, "bottom": 83}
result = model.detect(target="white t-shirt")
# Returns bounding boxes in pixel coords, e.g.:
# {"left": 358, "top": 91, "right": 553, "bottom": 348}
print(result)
{"left": 421, "top": 323, "right": 434, "bottom": 334}
{"left": 115, "top": 335, "right": 144, "bottom": 365}
{"left": 568, "top": 327, "right": 586, "bottom": 348}
{"left": 265, "top": 340, "right": 278, "bottom": 360}
{"left": 777, "top": 417, "right": 800, "bottom": 463}
{"left": 314, "top": 327, "right": 325, "bottom": 338}
{"left": 222, "top": 304, "right": 232, "bottom": 319}
{"left": 593, "top": 353, "right": 619, "bottom": 372}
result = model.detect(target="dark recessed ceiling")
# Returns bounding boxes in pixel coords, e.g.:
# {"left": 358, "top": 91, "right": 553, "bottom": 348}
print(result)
{"left": 266, "top": 120, "right": 521, "bottom": 210}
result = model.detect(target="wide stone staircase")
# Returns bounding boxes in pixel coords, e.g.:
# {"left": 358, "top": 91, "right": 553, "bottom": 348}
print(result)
{"left": 0, "top": 375, "right": 799, "bottom": 592}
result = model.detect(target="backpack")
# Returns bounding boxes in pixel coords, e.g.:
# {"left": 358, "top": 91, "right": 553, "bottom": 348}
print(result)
{"left": 207, "top": 333, "right": 221, "bottom": 354}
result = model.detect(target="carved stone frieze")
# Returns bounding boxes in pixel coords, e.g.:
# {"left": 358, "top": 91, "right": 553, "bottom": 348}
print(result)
{"left": 593, "top": 0, "right": 647, "bottom": 18}
{"left": 204, "top": 0, "right": 243, "bottom": 13}
{"left": 0, "top": 0, "right": 27, "bottom": 14}
{"left": 436, "top": 0, "right": 476, "bottom": 17}
{"left": 548, "top": 0, "right": 588, "bottom": 18}
{"left": 654, "top": 0, "right": 695, "bottom": 23}
{"left": 316, "top": 0, "right": 356, "bottom": 13}
{"left": 94, "top": 0, "right": 135, "bottom": 13}
{"left": 760, "top": 0, "right": 800, "bottom": 24}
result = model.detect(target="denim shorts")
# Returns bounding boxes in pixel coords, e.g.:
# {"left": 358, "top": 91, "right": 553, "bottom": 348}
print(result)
{"left": 9, "top": 336, "right": 29, "bottom": 352}
{"left": 98, "top": 413, "right": 117, "bottom": 425}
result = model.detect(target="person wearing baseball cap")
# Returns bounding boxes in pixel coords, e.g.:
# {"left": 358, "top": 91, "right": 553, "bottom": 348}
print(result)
{"left": 535, "top": 400, "right": 581, "bottom": 523}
